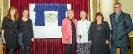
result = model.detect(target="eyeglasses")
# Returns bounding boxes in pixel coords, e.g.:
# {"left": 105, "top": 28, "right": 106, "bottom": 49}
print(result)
{"left": 114, "top": 7, "right": 120, "bottom": 8}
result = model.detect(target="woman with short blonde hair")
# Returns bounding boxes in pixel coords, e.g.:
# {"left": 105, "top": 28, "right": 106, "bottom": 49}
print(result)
{"left": 76, "top": 11, "right": 91, "bottom": 54}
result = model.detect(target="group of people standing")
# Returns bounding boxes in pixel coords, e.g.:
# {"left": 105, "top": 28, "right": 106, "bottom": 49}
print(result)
{"left": 1, "top": 6, "right": 33, "bottom": 54}
{"left": 61, "top": 3, "right": 133, "bottom": 54}
{"left": 0, "top": 2, "right": 132, "bottom": 54}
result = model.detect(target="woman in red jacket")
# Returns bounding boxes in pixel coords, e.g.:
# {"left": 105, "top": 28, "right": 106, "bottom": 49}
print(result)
{"left": 61, "top": 9, "right": 77, "bottom": 54}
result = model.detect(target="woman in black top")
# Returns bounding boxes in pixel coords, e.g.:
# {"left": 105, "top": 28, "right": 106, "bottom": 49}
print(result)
{"left": 2, "top": 6, "right": 19, "bottom": 54}
{"left": 88, "top": 12, "right": 110, "bottom": 54}
{"left": 18, "top": 9, "right": 33, "bottom": 54}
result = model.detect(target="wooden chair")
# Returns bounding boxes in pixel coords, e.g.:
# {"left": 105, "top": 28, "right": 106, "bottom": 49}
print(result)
{"left": 0, "top": 43, "right": 4, "bottom": 54}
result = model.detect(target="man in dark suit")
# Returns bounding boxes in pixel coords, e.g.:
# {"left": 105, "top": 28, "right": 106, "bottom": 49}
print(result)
{"left": 110, "top": 3, "right": 133, "bottom": 54}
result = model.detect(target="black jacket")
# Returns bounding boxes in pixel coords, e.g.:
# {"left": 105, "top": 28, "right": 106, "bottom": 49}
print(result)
{"left": 2, "top": 17, "right": 18, "bottom": 49}
{"left": 18, "top": 19, "right": 33, "bottom": 47}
